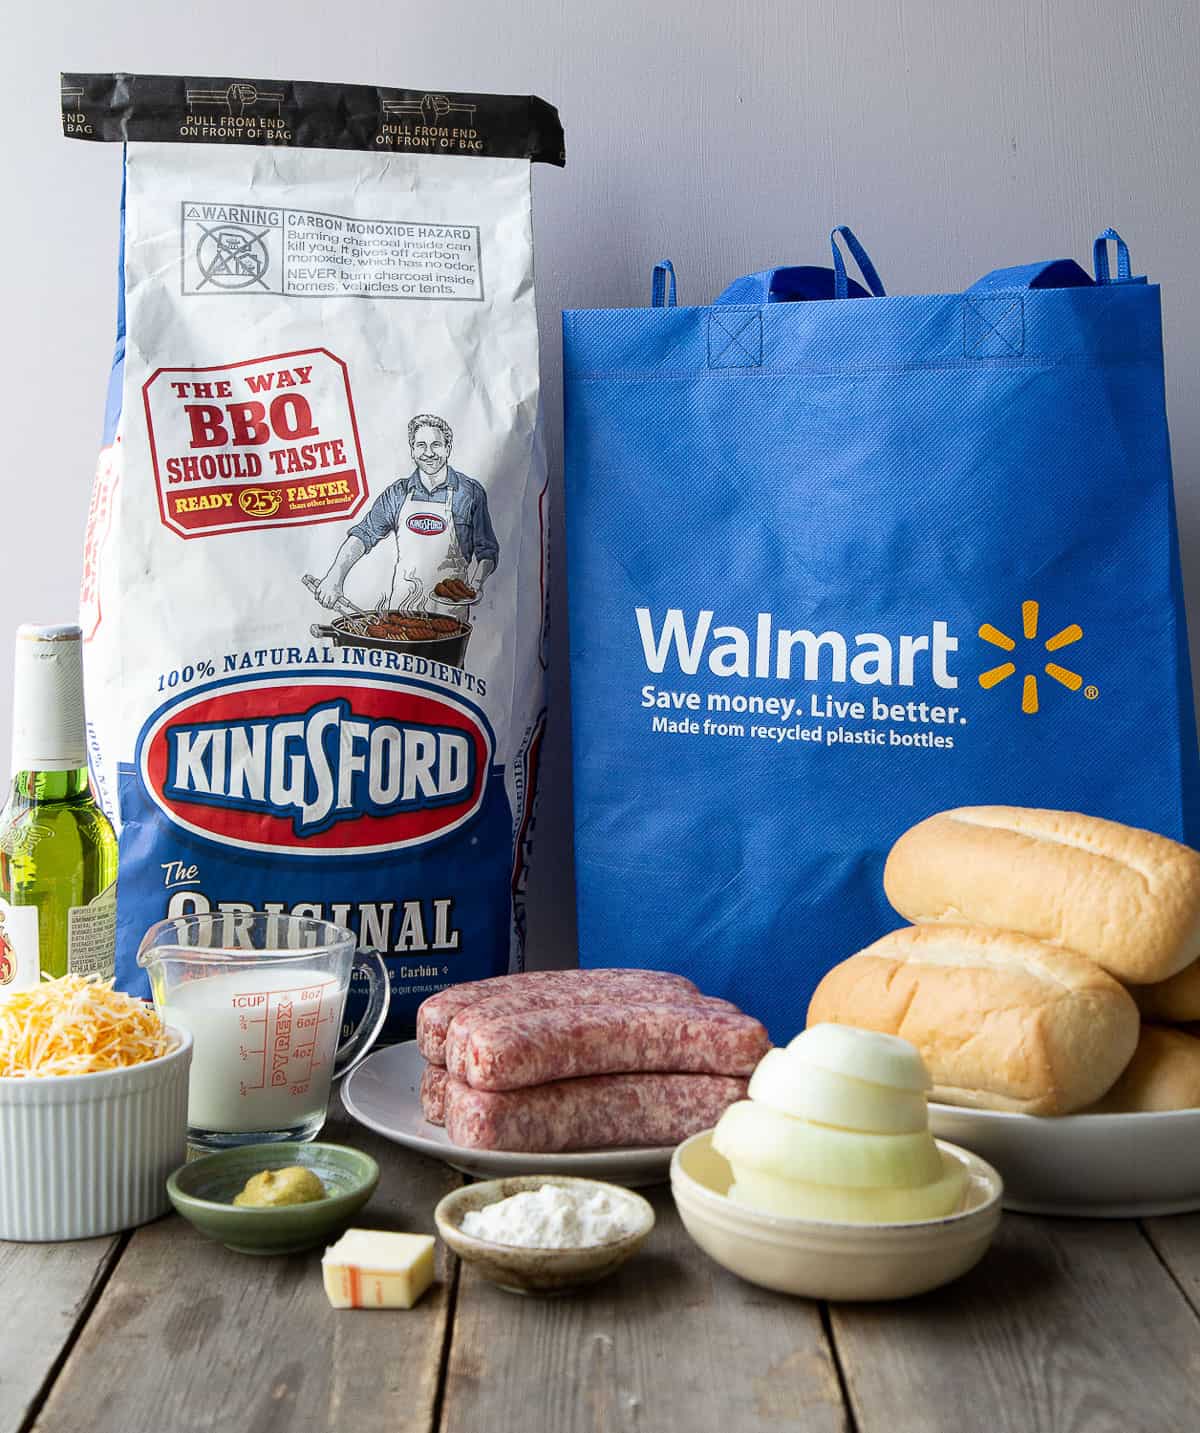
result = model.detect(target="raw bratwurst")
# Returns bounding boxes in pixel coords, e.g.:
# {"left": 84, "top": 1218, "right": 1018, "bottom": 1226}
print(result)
{"left": 442, "top": 988, "right": 736, "bottom": 1081}
{"left": 416, "top": 968, "right": 700, "bottom": 1065}
{"left": 420, "top": 1064, "right": 450, "bottom": 1126}
{"left": 449, "top": 1001, "right": 770, "bottom": 1091}
{"left": 442, "top": 1072, "right": 750, "bottom": 1152}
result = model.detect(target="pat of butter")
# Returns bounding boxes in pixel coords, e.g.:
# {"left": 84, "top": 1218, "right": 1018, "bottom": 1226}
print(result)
{"left": 321, "top": 1228, "right": 436, "bottom": 1309}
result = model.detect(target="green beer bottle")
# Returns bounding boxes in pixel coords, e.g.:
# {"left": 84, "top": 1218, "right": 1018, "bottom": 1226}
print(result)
{"left": 0, "top": 624, "right": 118, "bottom": 989}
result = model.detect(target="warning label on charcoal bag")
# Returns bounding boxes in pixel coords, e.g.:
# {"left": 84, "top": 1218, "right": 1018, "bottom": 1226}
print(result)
{"left": 180, "top": 202, "right": 483, "bottom": 301}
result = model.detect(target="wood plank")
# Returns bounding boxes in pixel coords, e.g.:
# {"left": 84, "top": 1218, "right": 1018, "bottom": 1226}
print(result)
{"left": 1141, "top": 1214, "right": 1200, "bottom": 1317}
{"left": 830, "top": 1214, "right": 1200, "bottom": 1433}
{"left": 0, "top": 1233, "right": 123, "bottom": 1433}
{"left": 439, "top": 1184, "right": 848, "bottom": 1433}
{"left": 31, "top": 1111, "right": 460, "bottom": 1433}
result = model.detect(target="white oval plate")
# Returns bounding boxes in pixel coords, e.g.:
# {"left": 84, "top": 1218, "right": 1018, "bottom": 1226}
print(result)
{"left": 342, "top": 1040, "right": 675, "bottom": 1187}
{"left": 928, "top": 1101, "right": 1200, "bottom": 1216}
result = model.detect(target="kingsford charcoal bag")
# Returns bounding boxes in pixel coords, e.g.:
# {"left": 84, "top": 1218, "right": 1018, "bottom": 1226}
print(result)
{"left": 564, "top": 228, "right": 1200, "bottom": 1044}
{"left": 64, "top": 73, "right": 563, "bottom": 1038}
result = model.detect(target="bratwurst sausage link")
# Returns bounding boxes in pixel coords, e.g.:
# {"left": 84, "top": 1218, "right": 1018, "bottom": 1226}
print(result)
{"left": 443, "top": 1071, "right": 749, "bottom": 1151}
{"left": 455, "top": 1001, "right": 770, "bottom": 1092}
{"left": 416, "top": 968, "right": 700, "bottom": 1064}
{"left": 442, "top": 989, "right": 736, "bottom": 1081}
{"left": 420, "top": 1063, "right": 449, "bottom": 1126}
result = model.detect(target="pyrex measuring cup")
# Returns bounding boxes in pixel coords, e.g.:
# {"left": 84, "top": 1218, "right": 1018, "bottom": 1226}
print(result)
{"left": 138, "top": 912, "right": 389, "bottom": 1150}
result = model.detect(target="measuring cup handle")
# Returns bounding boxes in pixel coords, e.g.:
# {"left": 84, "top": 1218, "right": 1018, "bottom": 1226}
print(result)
{"left": 333, "top": 948, "right": 391, "bottom": 1082}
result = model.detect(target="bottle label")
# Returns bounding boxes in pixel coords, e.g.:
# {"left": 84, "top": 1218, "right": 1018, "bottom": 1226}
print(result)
{"left": 0, "top": 898, "right": 40, "bottom": 990}
{"left": 67, "top": 882, "right": 117, "bottom": 981}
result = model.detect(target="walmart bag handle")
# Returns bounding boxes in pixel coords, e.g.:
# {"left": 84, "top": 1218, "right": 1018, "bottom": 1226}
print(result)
{"left": 1093, "top": 227, "right": 1133, "bottom": 284}
{"left": 658, "top": 228, "right": 886, "bottom": 309}
{"left": 651, "top": 260, "right": 678, "bottom": 308}
{"left": 831, "top": 226, "right": 886, "bottom": 300}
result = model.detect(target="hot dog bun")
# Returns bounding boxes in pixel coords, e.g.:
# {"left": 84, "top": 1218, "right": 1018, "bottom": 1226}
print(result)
{"left": 1090, "top": 1026, "right": 1200, "bottom": 1113}
{"left": 884, "top": 806, "right": 1200, "bottom": 985}
{"left": 1133, "top": 961, "right": 1200, "bottom": 1023}
{"left": 807, "top": 924, "right": 1139, "bottom": 1115}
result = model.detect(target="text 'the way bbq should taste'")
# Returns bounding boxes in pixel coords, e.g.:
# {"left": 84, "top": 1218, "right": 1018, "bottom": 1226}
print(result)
{"left": 63, "top": 72, "right": 565, "bottom": 1039}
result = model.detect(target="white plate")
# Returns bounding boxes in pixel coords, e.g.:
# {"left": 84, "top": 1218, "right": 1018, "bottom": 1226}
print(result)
{"left": 928, "top": 1101, "right": 1200, "bottom": 1217}
{"left": 341, "top": 1041, "right": 676, "bottom": 1187}
{"left": 431, "top": 593, "right": 482, "bottom": 608}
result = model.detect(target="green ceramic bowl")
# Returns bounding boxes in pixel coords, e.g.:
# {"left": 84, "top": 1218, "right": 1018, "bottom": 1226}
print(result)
{"left": 166, "top": 1142, "right": 379, "bottom": 1255}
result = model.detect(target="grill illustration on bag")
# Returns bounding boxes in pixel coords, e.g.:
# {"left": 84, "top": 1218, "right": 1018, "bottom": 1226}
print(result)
{"left": 310, "top": 412, "right": 497, "bottom": 633}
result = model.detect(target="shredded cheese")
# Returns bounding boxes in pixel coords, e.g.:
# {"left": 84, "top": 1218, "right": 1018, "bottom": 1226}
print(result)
{"left": 0, "top": 974, "right": 170, "bottom": 1078}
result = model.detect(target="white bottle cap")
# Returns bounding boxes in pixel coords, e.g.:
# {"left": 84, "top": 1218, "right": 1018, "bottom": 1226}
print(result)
{"left": 11, "top": 624, "right": 87, "bottom": 772}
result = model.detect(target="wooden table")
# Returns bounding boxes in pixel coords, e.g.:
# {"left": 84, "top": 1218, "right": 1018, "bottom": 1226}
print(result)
{"left": 6, "top": 1100, "right": 1200, "bottom": 1433}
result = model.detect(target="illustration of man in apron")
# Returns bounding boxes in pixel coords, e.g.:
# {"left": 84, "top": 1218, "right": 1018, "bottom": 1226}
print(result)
{"left": 313, "top": 414, "right": 499, "bottom": 620}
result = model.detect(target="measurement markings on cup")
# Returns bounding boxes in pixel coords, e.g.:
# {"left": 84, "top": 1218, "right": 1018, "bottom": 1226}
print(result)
{"left": 236, "top": 984, "right": 339, "bottom": 1097}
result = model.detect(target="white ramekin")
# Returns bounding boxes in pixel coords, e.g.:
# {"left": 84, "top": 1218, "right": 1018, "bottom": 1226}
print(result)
{"left": 0, "top": 1026, "right": 192, "bottom": 1241}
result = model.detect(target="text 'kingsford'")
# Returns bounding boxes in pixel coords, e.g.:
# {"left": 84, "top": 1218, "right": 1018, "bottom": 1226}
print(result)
{"left": 164, "top": 702, "right": 476, "bottom": 835}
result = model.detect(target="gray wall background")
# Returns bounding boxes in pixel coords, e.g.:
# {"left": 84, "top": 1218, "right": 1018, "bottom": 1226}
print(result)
{"left": 5, "top": 0, "right": 1200, "bottom": 967}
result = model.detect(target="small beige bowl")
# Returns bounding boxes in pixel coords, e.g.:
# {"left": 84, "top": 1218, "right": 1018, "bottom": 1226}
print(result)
{"left": 671, "top": 1130, "right": 1002, "bottom": 1301}
{"left": 435, "top": 1175, "right": 654, "bottom": 1295}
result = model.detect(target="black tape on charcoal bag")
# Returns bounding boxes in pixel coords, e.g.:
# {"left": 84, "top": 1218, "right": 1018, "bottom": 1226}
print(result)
{"left": 60, "top": 71, "right": 565, "bottom": 164}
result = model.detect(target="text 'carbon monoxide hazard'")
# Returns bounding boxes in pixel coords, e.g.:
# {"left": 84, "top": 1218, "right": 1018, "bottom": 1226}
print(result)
{"left": 181, "top": 203, "right": 484, "bottom": 301}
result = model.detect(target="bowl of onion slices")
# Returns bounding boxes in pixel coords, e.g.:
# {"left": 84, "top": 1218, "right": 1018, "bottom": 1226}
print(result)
{"left": 0, "top": 975, "right": 192, "bottom": 1240}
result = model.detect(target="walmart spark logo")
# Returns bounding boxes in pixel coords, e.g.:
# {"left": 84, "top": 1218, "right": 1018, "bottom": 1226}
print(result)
{"left": 977, "top": 601, "right": 1095, "bottom": 715}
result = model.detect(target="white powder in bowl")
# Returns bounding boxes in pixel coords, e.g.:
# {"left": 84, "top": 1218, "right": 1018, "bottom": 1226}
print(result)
{"left": 461, "top": 1184, "right": 642, "bottom": 1248}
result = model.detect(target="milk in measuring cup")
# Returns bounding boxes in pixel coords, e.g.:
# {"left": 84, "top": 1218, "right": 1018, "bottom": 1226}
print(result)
{"left": 163, "top": 966, "right": 343, "bottom": 1135}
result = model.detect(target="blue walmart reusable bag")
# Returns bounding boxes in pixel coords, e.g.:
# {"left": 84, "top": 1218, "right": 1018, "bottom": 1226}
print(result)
{"left": 563, "top": 227, "right": 1200, "bottom": 1042}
